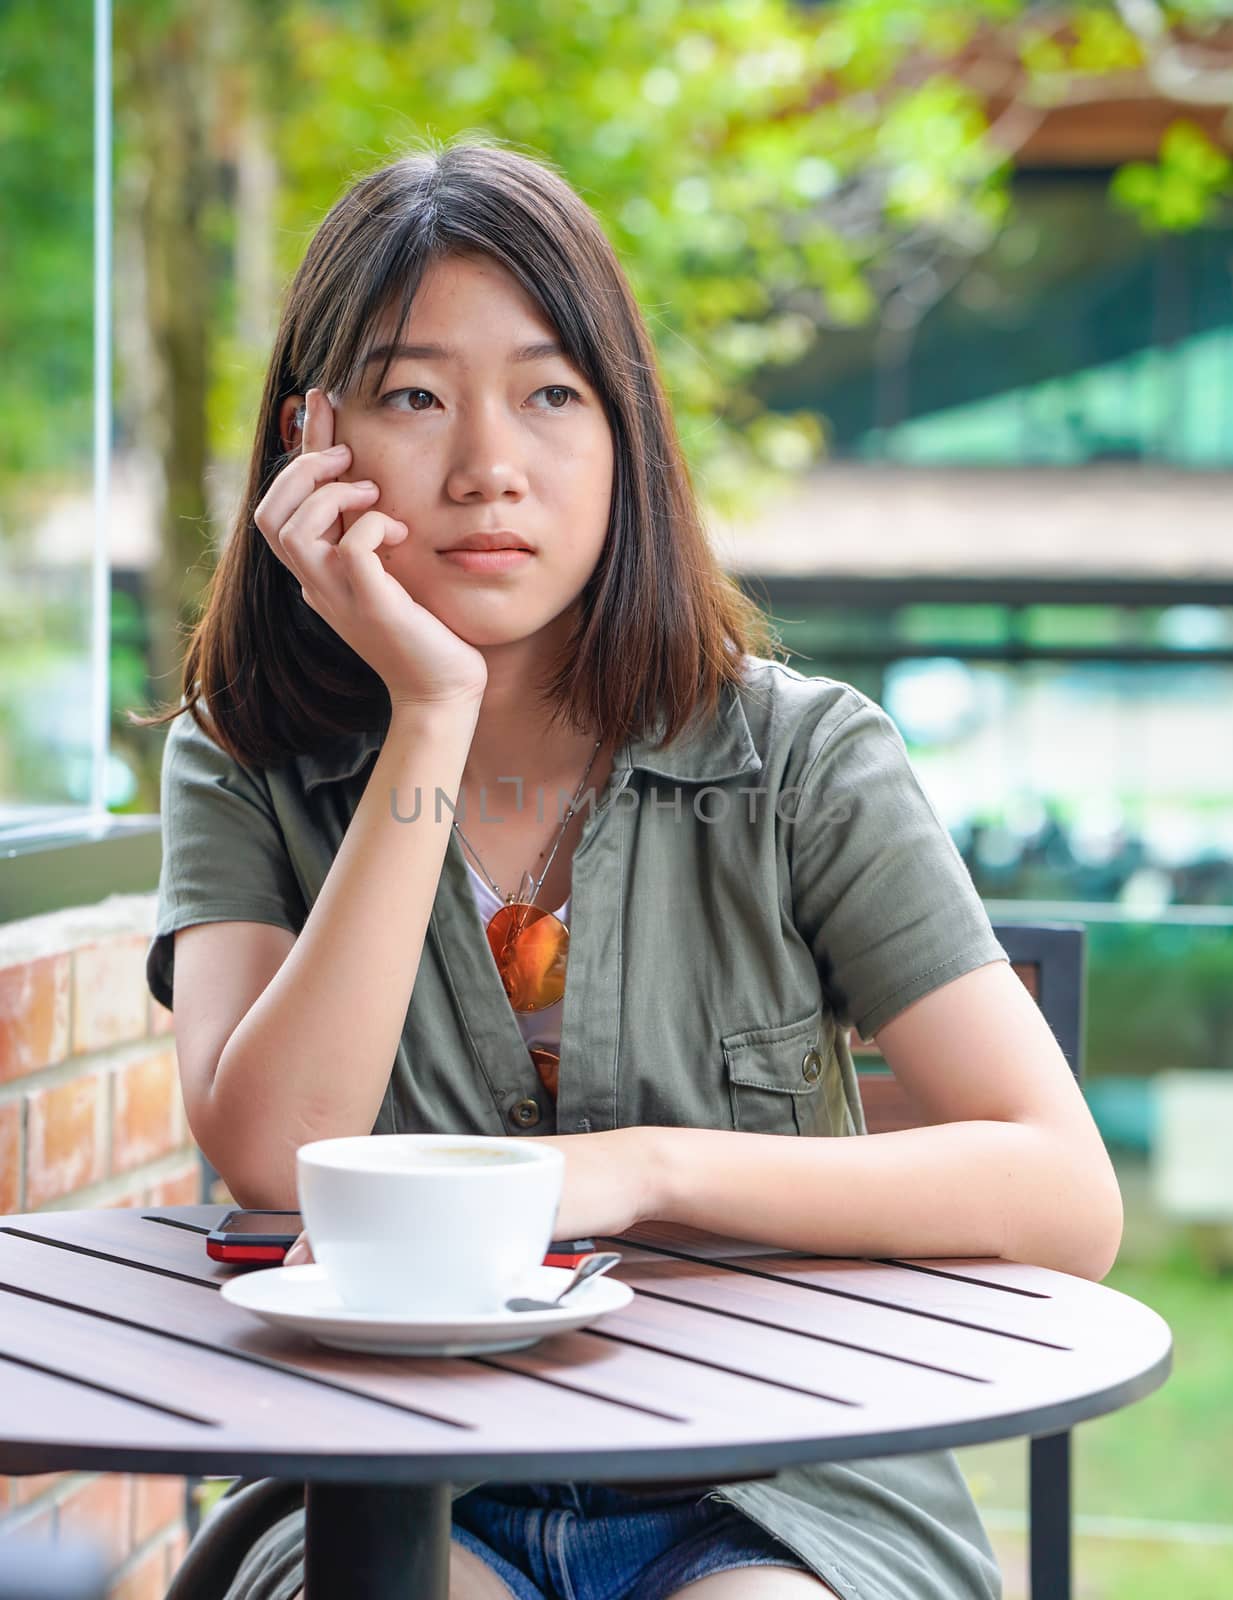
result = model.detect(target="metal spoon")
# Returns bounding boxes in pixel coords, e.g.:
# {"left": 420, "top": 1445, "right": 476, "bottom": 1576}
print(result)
{"left": 505, "top": 1251, "right": 622, "bottom": 1313}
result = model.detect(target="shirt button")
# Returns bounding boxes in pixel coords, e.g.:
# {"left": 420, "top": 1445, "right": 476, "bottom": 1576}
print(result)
{"left": 510, "top": 1097, "right": 542, "bottom": 1128}
{"left": 801, "top": 1048, "right": 823, "bottom": 1083}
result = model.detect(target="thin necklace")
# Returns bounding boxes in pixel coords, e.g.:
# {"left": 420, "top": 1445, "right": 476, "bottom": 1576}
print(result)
{"left": 452, "top": 738, "right": 602, "bottom": 913}
{"left": 451, "top": 739, "right": 604, "bottom": 1107}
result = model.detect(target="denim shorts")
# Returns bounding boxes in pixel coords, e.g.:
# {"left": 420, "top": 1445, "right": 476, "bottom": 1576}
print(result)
{"left": 450, "top": 1479, "right": 816, "bottom": 1600}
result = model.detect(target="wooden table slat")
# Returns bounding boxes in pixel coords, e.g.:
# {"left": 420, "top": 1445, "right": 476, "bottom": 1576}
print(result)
{"left": 0, "top": 1355, "right": 213, "bottom": 1471}
{"left": 0, "top": 1235, "right": 471, "bottom": 1447}
{"left": 0, "top": 1213, "right": 1042, "bottom": 1437}
{"left": 606, "top": 1251, "right": 1059, "bottom": 1373}
{"left": 0, "top": 1232, "right": 706, "bottom": 1454}
{"left": 599, "top": 1292, "right": 974, "bottom": 1404}
{"left": 0, "top": 1206, "right": 1173, "bottom": 1483}
{"left": 1, "top": 1210, "right": 236, "bottom": 1287}
{"left": 15, "top": 1207, "right": 1081, "bottom": 1358}
{"left": 885, "top": 1256, "right": 1066, "bottom": 1295}
{"left": 606, "top": 1243, "right": 1076, "bottom": 1346}
{"left": 2, "top": 1220, "right": 878, "bottom": 1453}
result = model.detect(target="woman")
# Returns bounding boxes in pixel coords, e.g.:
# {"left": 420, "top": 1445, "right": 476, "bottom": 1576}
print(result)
{"left": 140, "top": 136, "right": 1122, "bottom": 1600}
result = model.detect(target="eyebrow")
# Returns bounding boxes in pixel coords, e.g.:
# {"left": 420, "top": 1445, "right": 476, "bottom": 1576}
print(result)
{"left": 362, "top": 339, "right": 567, "bottom": 368}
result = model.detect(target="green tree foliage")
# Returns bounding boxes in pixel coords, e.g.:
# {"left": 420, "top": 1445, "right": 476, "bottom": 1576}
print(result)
{"left": 0, "top": 0, "right": 94, "bottom": 498}
{"left": 1112, "top": 118, "right": 1233, "bottom": 230}
{"left": 4, "top": 1, "right": 1232, "bottom": 547}
{"left": 263, "top": 0, "right": 1037, "bottom": 510}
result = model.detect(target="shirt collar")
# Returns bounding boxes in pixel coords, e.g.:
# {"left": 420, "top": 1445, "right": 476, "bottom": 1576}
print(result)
{"left": 294, "top": 676, "right": 763, "bottom": 795}
{"left": 620, "top": 677, "right": 763, "bottom": 783}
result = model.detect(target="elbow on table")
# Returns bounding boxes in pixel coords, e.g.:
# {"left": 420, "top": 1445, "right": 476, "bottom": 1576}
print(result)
{"left": 220, "top": 1141, "right": 301, "bottom": 1212}
{"left": 1073, "top": 1145, "right": 1126, "bottom": 1281}
{"left": 1085, "top": 1171, "right": 1126, "bottom": 1281}
{"left": 1008, "top": 1163, "right": 1125, "bottom": 1282}
{"left": 190, "top": 1106, "right": 298, "bottom": 1213}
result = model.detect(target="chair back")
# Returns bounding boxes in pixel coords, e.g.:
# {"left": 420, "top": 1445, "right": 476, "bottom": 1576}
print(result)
{"left": 852, "top": 922, "right": 1086, "bottom": 1135}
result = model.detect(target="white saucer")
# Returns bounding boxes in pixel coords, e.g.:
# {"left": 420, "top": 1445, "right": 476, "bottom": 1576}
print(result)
{"left": 220, "top": 1263, "right": 634, "bottom": 1356}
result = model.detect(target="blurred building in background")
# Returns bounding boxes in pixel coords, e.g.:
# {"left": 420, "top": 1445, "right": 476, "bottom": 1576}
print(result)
{"left": 721, "top": 38, "right": 1233, "bottom": 1131}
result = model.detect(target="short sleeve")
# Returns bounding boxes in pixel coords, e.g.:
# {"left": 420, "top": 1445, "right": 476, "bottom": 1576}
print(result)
{"left": 788, "top": 690, "right": 1008, "bottom": 1041}
{"left": 146, "top": 705, "right": 306, "bottom": 1011}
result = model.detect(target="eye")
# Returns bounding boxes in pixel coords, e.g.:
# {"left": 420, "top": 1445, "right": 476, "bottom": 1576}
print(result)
{"left": 382, "top": 389, "right": 436, "bottom": 412}
{"left": 379, "top": 385, "right": 582, "bottom": 412}
{"left": 537, "top": 385, "right": 581, "bottom": 409}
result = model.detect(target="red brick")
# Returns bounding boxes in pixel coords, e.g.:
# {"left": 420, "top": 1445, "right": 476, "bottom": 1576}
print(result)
{"left": 72, "top": 937, "right": 149, "bottom": 1053}
{"left": 58, "top": 1474, "right": 131, "bottom": 1569}
{"left": 7, "top": 1470, "right": 72, "bottom": 1507}
{"left": 130, "top": 1475, "right": 185, "bottom": 1547}
{"left": 147, "top": 993, "right": 175, "bottom": 1037}
{"left": 0, "top": 1101, "right": 20, "bottom": 1216}
{"left": 25, "top": 1074, "right": 104, "bottom": 1207}
{"left": 110, "top": 1050, "right": 179, "bottom": 1175}
{"left": 0, "top": 954, "right": 71, "bottom": 1082}
{"left": 106, "top": 1538, "right": 165, "bottom": 1600}
{"left": 145, "top": 1163, "right": 201, "bottom": 1208}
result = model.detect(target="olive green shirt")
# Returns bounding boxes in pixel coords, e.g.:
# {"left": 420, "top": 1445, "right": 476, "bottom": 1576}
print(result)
{"left": 147, "top": 655, "right": 1007, "bottom": 1600}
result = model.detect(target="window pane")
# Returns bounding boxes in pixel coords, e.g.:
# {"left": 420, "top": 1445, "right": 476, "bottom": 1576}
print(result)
{"left": 0, "top": 2, "right": 99, "bottom": 831}
{"left": 764, "top": 175, "right": 1233, "bottom": 467}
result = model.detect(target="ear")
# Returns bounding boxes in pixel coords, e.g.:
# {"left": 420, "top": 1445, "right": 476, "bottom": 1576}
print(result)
{"left": 277, "top": 394, "right": 307, "bottom": 456}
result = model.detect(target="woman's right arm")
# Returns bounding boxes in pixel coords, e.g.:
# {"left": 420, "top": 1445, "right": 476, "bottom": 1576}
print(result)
{"left": 173, "top": 385, "right": 490, "bottom": 1206}
{"left": 192, "top": 692, "right": 481, "bottom": 1209}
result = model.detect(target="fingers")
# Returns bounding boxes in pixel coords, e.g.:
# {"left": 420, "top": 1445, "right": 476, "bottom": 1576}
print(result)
{"left": 253, "top": 386, "right": 404, "bottom": 623}
{"left": 256, "top": 483, "right": 373, "bottom": 606}
{"left": 302, "top": 385, "right": 335, "bottom": 457}
{"left": 332, "top": 506, "right": 409, "bottom": 609}
{"left": 284, "top": 1230, "right": 314, "bottom": 1267}
{"left": 254, "top": 454, "right": 353, "bottom": 556}
{"left": 299, "top": 506, "right": 408, "bottom": 619}
{"left": 295, "top": 505, "right": 409, "bottom": 620}
{"left": 279, "top": 478, "right": 380, "bottom": 563}
{"left": 254, "top": 441, "right": 355, "bottom": 551}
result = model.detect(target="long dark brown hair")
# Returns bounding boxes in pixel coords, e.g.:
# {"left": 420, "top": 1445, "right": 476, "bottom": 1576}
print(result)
{"left": 131, "top": 133, "right": 783, "bottom": 769}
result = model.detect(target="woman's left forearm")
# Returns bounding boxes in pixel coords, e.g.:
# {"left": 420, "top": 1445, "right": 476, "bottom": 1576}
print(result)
{"left": 639, "top": 1120, "right": 1124, "bottom": 1281}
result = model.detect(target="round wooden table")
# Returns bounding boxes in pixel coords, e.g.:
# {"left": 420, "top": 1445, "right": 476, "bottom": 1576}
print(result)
{"left": 0, "top": 1203, "right": 1172, "bottom": 1599}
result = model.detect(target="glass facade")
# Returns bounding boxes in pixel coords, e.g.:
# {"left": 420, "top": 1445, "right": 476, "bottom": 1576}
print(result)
{"left": 0, "top": 0, "right": 120, "bottom": 835}
{"left": 774, "top": 606, "right": 1233, "bottom": 1098}
{"left": 763, "top": 173, "right": 1233, "bottom": 467}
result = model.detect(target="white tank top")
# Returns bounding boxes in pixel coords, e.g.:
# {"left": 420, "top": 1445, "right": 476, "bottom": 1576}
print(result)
{"left": 462, "top": 855, "right": 568, "bottom": 1054}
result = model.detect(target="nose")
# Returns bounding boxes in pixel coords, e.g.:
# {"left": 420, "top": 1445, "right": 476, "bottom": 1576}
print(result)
{"left": 445, "top": 399, "right": 531, "bottom": 503}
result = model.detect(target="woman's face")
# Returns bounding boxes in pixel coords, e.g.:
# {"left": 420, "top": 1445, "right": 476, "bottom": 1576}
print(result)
{"left": 281, "top": 252, "right": 615, "bottom": 652}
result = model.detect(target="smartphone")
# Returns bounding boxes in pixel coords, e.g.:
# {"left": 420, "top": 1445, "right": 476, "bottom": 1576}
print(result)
{"left": 206, "top": 1209, "right": 302, "bottom": 1264}
{"left": 206, "top": 1208, "right": 598, "bottom": 1268}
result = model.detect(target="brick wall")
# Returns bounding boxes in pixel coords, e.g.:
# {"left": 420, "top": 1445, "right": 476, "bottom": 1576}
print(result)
{"left": 0, "top": 893, "right": 229, "bottom": 1598}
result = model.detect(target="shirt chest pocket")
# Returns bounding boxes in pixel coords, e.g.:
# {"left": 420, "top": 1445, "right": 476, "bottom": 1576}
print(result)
{"left": 721, "top": 1007, "right": 847, "bottom": 1138}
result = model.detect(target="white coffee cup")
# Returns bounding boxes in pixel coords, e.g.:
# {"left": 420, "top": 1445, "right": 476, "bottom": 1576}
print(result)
{"left": 296, "top": 1134, "right": 565, "bottom": 1316}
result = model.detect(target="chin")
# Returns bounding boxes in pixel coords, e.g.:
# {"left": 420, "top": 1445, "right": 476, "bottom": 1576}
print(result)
{"left": 413, "top": 594, "right": 545, "bottom": 650}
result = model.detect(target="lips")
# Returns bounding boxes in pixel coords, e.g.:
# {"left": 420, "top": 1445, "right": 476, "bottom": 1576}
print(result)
{"left": 441, "top": 532, "right": 535, "bottom": 553}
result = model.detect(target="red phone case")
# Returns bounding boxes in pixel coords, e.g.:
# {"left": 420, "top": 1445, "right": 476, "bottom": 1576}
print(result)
{"left": 206, "top": 1238, "right": 290, "bottom": 1263}
{"left": 542, "top": 1243, "right": 597, "bottom": 1268}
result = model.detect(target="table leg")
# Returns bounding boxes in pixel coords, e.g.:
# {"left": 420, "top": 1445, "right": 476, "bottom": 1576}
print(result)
{"left": 303, "top": 1481, "right": 451, "bottom": 1600}
{"left": 1029, "top": 1430, "right": 1071, "bottom": 1600}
